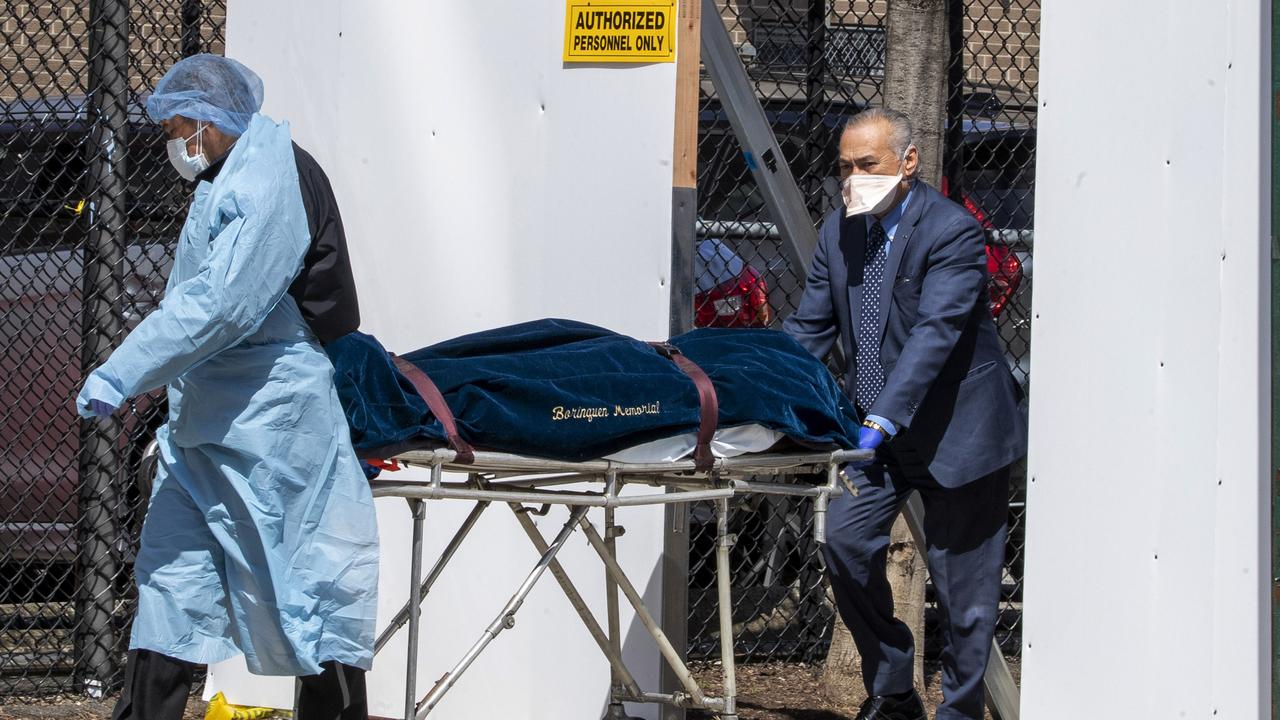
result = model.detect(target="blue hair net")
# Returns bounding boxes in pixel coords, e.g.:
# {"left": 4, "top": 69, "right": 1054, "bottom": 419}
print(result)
{"left": 146, "top": 54, "right": 264, "bottom": 136}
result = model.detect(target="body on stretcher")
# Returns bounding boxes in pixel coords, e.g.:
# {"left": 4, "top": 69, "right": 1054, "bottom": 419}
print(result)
{"left": 328, "top": 318, "right": 867, "bottom": 719}
{"left": 327, "top": 318, "right": 864, "bottom": 468}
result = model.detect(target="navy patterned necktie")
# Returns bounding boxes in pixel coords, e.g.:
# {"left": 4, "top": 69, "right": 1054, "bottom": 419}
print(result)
{"left": 856, "top": 221, "right": 888, "bottom": 409}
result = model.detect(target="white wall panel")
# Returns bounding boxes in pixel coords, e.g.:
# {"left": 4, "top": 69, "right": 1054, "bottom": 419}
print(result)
{"left": 214, "top": 2, "right": 676, "bottom": 717}
{"left": 1023, "top": 1, "right": 1270, "bottom": 717}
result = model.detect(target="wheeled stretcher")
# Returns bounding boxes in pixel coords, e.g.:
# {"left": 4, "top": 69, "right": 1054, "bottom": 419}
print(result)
{"left": 368, "top": 445, "right": 870, "bottom": 720}
{"left": 328, "top": 320, "right": 871, "bottom": 718}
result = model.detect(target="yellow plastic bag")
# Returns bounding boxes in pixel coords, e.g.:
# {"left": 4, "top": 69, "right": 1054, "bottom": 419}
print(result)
{"left": 204, "top": 691, "right": 277, "bottom": 720}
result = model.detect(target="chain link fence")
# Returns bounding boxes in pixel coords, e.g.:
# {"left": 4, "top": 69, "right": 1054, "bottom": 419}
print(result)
{"left": 0, "top": 0, "right": 1036, "bottom": 700}
{"left": 688, "top": 0, "right": 1037, "bottom": 665}
{"left": 1, "top": 0, "right": 225, "bottom": 696}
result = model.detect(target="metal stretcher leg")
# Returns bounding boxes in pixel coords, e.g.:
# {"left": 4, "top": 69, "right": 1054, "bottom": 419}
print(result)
{"left": 602, "top": 487, "right": 643, "bottom": 720}
{"left": 415, "top": 505, "right": 592, "bottom": 719}
{"left": 578, "top": 517, "right": 715, "bottom": 711}
{"left": 506, "top": 502, "right": 645, "bottom": 701}
{"left": 404, "top": 499, "right": 426, "bottom": 720}
{"left": 714, "top": 498, "right": 738, "bottom": 720}
{"left": 378, "top": 501, "right": 490, "bottom": 655}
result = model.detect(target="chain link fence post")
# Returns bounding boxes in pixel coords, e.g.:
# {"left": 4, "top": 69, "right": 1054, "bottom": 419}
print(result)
{"left": 182, "top": 0, "right": 205, "bottom": 57}
{"left": 802, "top": 0, "right": 828, "bottom": 206}
{"left": 73, "top": 0, "right": 132, "bottom": 696}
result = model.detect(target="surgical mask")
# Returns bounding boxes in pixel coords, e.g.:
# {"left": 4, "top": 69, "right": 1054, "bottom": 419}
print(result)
{"left": 842, "top": 148, "right": 911, "bottom": 217}
{"left": 166, "top": 123, "right": 209, "bottom": 181}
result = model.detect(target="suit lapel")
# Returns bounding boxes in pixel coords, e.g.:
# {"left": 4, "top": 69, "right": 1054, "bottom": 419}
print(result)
{"left": 876, "top": 187, "right": 926, "bottom": 342}
{"left": 838, "top": 212, "right": 867, "bottom": 343}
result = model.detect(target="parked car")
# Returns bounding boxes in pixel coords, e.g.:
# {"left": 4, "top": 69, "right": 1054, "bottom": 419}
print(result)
{"left": 0, "top": 96, "right": 177, "bottom": 598}
{"left": 693, "top": 238, "right": 773, "bottom": 328}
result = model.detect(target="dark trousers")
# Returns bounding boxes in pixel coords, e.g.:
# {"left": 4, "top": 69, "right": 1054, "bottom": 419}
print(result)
{"left": 823, "top": 443, "right": 1009, "bottom": 720}
{"left": 111, "top": 650, "right": 368, "bottom": 720}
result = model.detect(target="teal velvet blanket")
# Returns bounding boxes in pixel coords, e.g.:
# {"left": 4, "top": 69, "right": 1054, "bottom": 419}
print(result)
{"left": 327, "top": 318, "right": 860, "bottom": 461}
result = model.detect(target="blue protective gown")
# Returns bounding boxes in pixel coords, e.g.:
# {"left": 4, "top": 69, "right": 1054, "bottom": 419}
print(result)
{"left": 76, "top": 114, "right": 379, "bottom": 676}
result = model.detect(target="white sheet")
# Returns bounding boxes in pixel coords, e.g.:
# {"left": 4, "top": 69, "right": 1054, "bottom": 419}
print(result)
{"left": 601, "top": 423, "right": 784, "bottom": 463}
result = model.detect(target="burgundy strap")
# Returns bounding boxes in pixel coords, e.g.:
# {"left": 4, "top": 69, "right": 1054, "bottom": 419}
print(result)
{"left": 391, "top": 354, "right": 475, "bottom": 464}
{"left": 650, "top": 342, "right": 719, "bottom": 472}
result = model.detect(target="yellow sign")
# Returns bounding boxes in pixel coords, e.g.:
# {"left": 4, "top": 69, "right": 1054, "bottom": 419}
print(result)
{"left": 563, "top": 1, "right": 676, "bottom": 63}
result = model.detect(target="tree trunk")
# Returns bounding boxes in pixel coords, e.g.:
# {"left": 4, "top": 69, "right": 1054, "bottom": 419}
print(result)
{"left": 819, "top": 588, "right": 863, "bottom": 707}
{"left": 884, "top": 0, "right": 949, "bottom": 186}
{"left": 820, "top": 514, "right": 928, "bottom": 705}
{"left": 885, "top": 512, "right": 929, "bottom": 694}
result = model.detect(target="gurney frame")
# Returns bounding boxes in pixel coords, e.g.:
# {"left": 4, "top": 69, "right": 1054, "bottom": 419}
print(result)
{"left": 369, "top": 447, "right": 869, "bottom": 720}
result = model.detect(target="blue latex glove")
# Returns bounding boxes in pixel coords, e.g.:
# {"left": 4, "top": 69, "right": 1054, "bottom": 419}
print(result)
{"left": 88, "top": 399, "right": 118, "bottom": 418}
{"left": 849, "top": 425, "right": 886, "bottom": 469}
{"left": 76, "top": 372, "right": 124, "bottom": 419}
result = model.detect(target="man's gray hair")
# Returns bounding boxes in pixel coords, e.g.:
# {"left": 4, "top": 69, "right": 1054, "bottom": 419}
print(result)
{"left": 842, "top": 108, "right": 914, "bottom": 157}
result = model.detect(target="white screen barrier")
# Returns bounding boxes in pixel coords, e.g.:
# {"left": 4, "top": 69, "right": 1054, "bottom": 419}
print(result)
{"left": 214, "top": 2, "right": 677, "bottom": 717}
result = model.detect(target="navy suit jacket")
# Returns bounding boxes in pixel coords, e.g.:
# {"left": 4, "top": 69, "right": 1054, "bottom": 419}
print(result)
{"left": 784, "top": 181, "right": 1027, "bottom": 487}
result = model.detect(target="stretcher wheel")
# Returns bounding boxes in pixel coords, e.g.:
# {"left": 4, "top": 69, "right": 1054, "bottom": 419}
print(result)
{"left": 601, "top": 702, "right": 643, "bottom": 720}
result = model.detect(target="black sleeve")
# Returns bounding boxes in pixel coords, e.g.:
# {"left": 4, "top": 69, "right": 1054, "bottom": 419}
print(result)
{"left": 289, "top": 142, "right": 361, "bottom": 345}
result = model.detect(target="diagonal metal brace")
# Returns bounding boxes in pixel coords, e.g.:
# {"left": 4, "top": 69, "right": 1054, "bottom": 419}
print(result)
{"left": 902, "top": 493, "right": 1020, "bottom": 720}
{"left": 700, "top": 0, "right": 819, "bottom": 275}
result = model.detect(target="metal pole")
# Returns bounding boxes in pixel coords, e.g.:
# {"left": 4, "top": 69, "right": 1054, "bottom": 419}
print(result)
{"left": 602, "top": 474, "right": 636, "bottom": 719}
{"left": 370, "top": 482, "right": 732, "bottom": 507}
{"left": 671, "top": 189, "right": 696, "bottom": 334}
{"left": 984, "top": 641, "right": 1022, "bottom": 720}
{"left": 812, "top": 463, "right": 838, "bottom": 544}
{"left": 404, "top": 499, "right": 426, "bottom": 720}
{"left": 714, "top": 499, "right": 737, "bottom": 720}
{"left": 1272, "top": 0, "right": 1280, "bottom": 712}
{"left": 803, "top": 0, "right": 828, "bottom": 205}
{"left": 180, "top": 0, "right": 203, "bottom": 57}
{"left": 943, "top": 0, "right": 966, "bottom": 203}
{"left": 75, "top": 0, "right": 129, "bottom": 696}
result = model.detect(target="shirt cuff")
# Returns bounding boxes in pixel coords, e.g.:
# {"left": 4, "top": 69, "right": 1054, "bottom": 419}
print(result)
{"left": 866, "top": 414, "right": 898, "bottom": 437}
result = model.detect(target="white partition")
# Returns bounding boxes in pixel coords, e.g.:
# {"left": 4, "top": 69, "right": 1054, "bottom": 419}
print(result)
{"left": 1023, "top": 1, "right": 1270, "bottom": 717}
{"left": 212, "top": 2, "right": 676, "bottom": 717}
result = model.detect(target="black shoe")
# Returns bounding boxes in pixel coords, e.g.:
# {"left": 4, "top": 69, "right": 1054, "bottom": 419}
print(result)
{"left": 854, "top": 691, "right": 927, "bottom": 720}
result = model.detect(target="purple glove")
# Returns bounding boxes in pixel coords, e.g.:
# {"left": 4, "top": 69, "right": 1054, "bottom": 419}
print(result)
{"left": 88, "top": 399, "right": 117, "bottom": 418}
{"left": 849, "top": 425, "right": 885, "bottom": 469}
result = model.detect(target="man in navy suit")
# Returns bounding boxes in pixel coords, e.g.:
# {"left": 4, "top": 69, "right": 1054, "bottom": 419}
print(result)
{"left": 784, "top": 108, "right": 1026, "bottom": 720}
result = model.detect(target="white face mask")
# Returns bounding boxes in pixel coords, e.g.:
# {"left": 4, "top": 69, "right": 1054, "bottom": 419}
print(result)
{"left": 166, "top": 123, "right": 209, "bottom": 181}
{"left": 842, "top": 148, "right": 911, "bottom": 217}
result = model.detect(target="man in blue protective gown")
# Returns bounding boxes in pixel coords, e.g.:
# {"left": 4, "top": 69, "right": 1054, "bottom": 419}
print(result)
{"left": 75, "top": 55, "right": 379, "bottom": 720}
{"left": 784, "top": 108, "right": 1026, "bottom": 720}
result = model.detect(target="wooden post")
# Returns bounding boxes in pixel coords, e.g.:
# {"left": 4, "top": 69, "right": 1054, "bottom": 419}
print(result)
{"left": 664, "top": 3, "right": 701, "bottom": 719}
{"left": 672, "top": 0, "right": 701, "bottom": 193}
{"left": 669, "top": 0, "right": 700, "bottom": 338}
